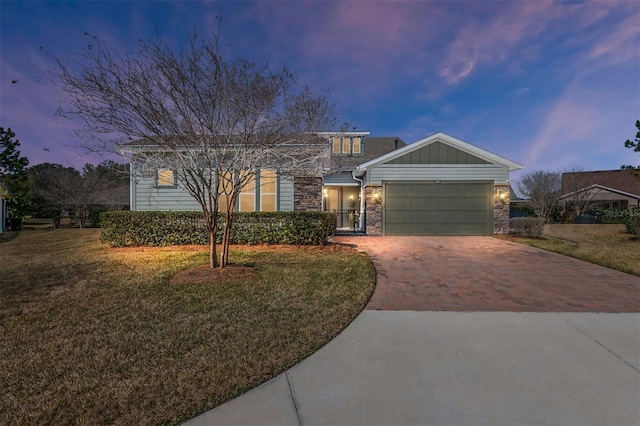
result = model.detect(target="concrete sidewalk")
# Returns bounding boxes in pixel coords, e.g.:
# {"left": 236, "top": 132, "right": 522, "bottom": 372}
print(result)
{"left": 184, "top": 311, "right": 640, "bottom": 426}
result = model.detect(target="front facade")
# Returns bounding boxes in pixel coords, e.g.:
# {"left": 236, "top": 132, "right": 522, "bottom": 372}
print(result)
{"left": 127, "top": 132, "right": 523, "bottom": 236}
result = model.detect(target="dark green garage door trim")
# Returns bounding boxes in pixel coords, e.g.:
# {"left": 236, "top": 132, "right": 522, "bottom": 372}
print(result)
{"left": 383, "top": 181, "right": 493, "bottom": 236}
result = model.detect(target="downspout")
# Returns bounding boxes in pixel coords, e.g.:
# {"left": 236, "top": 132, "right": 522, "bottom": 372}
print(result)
{"left": 352, "top": 169, "right": 365, "bottom": 233}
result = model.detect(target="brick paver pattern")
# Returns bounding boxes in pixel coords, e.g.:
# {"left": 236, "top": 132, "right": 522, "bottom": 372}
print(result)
{"left": 334, "top": 236, "right": 640, "bottom": 312}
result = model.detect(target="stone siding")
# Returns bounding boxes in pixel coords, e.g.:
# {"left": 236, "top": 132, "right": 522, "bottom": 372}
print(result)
{"left": 364, "top": 186, "right": 382, "bottom": 236}
{"left": 494, "top": 184, "right": 510, "bottom": 234}
{"left": 293, "top": 176, "right": 322, "bottom": 211}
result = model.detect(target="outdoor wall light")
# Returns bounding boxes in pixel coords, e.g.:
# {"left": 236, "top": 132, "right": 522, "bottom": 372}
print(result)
{"left": 373, "top": 191, "right": 382, "bottom": 204}
{"left": 498, "top": 190, "right": 508, "bottom": 204}
{"left": 322, "top": 188, "right": 328, "bottom": 198}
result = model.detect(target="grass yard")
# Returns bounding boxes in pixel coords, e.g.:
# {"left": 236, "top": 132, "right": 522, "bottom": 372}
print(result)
{"left": 0, "top": 229, "right": 376, "bottom": 425}
{"left": 505, "top": 224, "right": 639, "bottom": 276}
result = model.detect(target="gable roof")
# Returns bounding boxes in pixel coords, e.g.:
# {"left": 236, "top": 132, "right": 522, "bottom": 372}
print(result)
{"left": 561, "top": 170, "right": 640, "bottom": 197}
{"left": 559, "top": 184, "right": 640, "bottom": 201}
{"left": 354, "top": 132, "right": 523, "bottom": 177}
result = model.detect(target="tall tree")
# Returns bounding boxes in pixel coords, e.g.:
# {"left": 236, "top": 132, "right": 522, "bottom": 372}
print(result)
{"left": 0, "top": 127, "right": 31, "bottom": 228}
{"left": 54, "top": 30, "right": 339, "bottom": 268}
{"left": 517, "top": 170, "right": 562, "bottom": 222}
{"left": 0, "top": 127, "right": 29, "bottom": 177}
{"left": 622, "top": 120, "right": 640, "bottom": 177}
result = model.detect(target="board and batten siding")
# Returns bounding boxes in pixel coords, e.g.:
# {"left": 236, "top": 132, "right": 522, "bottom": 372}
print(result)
{"left": 131, "top": 173, "right": 295, "bottom": 212}
{"left": 365, "top": 164, "right": 510, "bottom": 185}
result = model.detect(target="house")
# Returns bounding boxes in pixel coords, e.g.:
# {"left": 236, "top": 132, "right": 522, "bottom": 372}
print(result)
{"left": 508, "top": 185, "right": 530, "bottom": 218}
{"left": 125, "top": 131, "right": 523, "bottom": 236}
{"left": 559, "top": 170, "right": 640, "bottom": 211}
{"left": 0, "top": 182, "right": 10, "bottom": 234}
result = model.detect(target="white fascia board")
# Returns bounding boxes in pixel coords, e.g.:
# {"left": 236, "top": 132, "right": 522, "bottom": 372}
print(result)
{"left": 354, "top": 132, "right": 524, "bottom": 177}
{"left": 316, "top": 131, "right": 370, "bottom": 137}
{"left": 559, "top": 184, "right": 640, "bottom": 200}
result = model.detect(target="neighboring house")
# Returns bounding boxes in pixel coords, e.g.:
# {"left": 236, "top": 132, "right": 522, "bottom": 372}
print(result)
{"left": 0, "top": 182, "right": 10, "bottom": 234}
{"left": 559, "top": 170, "right": 640, "bottom": 211}
{"left": 125, "top": 131, "right": 523, "bottom": 236}
{"left": 508, "top": 186, "right": 530, "bottom": 218}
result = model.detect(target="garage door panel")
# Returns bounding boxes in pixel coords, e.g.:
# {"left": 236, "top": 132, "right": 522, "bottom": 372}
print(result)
{"left": 438, "top": 198, "right": 464, "bottom": 210}
{"left": 411, "top": 198, "right": 437, "bottom": 209}
{"left": 441, "top": 184, "right": 464, "bottom": 196}
{"left": 410, "top": 210, "right": 437, "bottom": 223}
{"left": 385, "top": 210, "right": 410, "bottom": 224}
{"left": 464, "top": 198, "right": 489, "bottom": 209}
{"left": 387, "top": 197, "right": 412, "bottom": 210}
{"left": 384, "top": 182, "right": 492, "bottom": 236}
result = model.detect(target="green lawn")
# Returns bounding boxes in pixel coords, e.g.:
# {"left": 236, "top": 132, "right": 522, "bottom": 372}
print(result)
{"left": 0, "top": 229, "right": 375, "bottom": 425}
{"left": 503, "top": 224, "right": 639, "bottom": 276}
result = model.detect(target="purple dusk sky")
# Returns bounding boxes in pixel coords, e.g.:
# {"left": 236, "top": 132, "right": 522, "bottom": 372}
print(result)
{"left": 1, "top": 0, "right": 638, "bottom": 185}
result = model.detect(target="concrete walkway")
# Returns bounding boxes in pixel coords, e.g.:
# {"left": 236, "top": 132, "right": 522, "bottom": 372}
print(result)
{"left": 185, "top": 237, "right": 640, "bottom": 425}
{"left": 186, "top": 312, "right": 639, "bottom": 425}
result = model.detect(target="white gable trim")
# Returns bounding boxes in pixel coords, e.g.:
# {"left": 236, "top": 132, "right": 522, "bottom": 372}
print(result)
{"left": 559, "top": 184, "right": 640, "bottom": 201}
{"left": 354, "top": 132, "right": 523, "bottom": 177}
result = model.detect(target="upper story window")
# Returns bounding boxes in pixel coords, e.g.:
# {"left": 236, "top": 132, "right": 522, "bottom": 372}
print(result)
{"left": 352, "top": 137, "right": 362, "bottom": 154}
{"left": 331, "top": 136, "right": 363, "bottom": 156}
{"left": 157, "top": 169, "right": 175, "bottom": 187}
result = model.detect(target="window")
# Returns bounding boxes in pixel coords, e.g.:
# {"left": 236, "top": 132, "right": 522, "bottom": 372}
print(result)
{"left": 239, "top": 171, "right": 255, "bottom": 212}
{"left": 341, "top": 138, "right": 351, "bottom": 154}
{"left": 157, "top": 169, "right": 175, "bottom": 186}
{"left": 260, "top": 170, "right": 277, "bottom": 211}
{"left": 331, "top": 136, "right": 364, "bottom": 156}
{"left": 352, "top": 137, "right": 361, "bottom": 154}
{"left": 218, "top": 169, "right": 277, "bottom": 212}
{"left": 332, "top": 137, "right": 341, "bottom": 154}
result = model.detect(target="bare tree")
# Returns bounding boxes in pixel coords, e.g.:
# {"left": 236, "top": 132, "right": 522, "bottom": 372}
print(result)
{"left": 517, "top": 170, "right": 562, "bottom": 222}
{"left": 54, "top": 29, "right": 340, "bottom": 268}
{"left": 34, "top": 163, "right": 117, "bottom": 227}
{"left": 560, "top": 166, "right": 600, "bottom": 218}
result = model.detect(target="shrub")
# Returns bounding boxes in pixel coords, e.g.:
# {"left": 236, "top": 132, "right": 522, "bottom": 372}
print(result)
{"left": 595, "top": 208, "right": 634, "bottom": 224}
{"left": 510, "top": 217, "right": 545, "bottom": 238}
{"left": 100, "top": 211, "right": 337, "bottom": 247}
{"left": 625, "top": 212, "right": 640, "bottom": 239}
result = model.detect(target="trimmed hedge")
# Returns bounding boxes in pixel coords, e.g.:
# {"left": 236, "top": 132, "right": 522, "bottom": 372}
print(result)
{"left": 100, "top": 211, "right": 337, "bottom": 247}
{"left": 509, "top": 217, "right": 545, "bottom": 238}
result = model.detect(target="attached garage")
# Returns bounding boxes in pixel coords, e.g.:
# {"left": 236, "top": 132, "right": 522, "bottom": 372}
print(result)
{"left": 353, "top": 132, "right": 523, "bottom": 236}
{"left": 384, "top": 181, "right": 493, "bottom": 235}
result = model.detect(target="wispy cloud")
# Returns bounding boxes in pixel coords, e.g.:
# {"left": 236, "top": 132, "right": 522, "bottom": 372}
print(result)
{"left": 438, "top": 1, "right": 636, "bottom": 85}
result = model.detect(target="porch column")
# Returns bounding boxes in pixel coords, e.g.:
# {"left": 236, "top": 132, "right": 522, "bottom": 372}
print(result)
{"left": 365, "top": 186, "right": 382, "bottom": 236}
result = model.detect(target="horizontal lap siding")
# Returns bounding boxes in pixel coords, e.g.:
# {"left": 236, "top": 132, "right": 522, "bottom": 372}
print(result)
{"left": 367, "top": 164, "right": 509, "bottom": 185}
{"left": 134, "top": 177, "right": 201, "bottom": 211}
{"left": 134, "top": 175, "right": 294, "bottom": 211}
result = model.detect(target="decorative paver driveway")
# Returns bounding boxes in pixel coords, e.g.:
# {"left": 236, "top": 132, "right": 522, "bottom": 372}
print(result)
{"left": 333, "top": 236, "right": 640, "bottom": 312}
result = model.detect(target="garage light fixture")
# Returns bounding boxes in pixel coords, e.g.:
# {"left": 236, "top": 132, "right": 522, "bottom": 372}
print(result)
{"left": 498, "top": 190, "right": 508, "bottom": 204}
{"left": 373, "top": 190, "right": 382, "bottom": 204}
